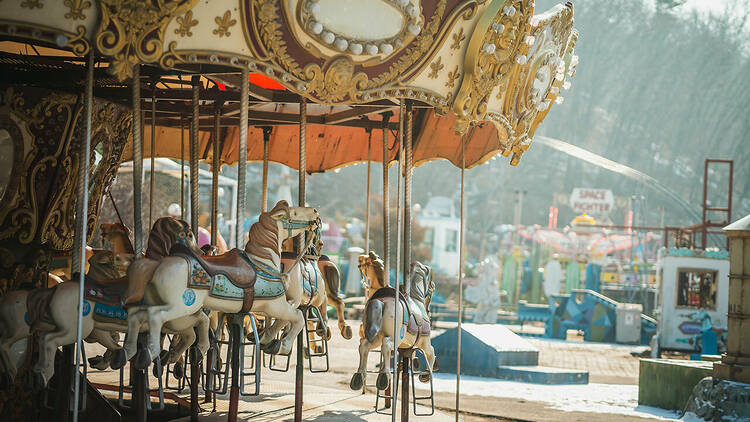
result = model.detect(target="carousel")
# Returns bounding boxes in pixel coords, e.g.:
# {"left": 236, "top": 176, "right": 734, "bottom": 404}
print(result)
{"left": 0, "top": 1, "right": 577, "bottom": 421}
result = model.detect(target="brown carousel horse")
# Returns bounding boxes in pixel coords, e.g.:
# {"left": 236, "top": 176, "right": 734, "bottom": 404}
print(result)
{"left": 350, "top": 258, "right": 436, "bottom": 392}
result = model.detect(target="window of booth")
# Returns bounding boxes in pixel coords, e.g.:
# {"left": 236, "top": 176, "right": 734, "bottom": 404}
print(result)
{"left": 676, "top": 268, "right": 717, "bottom": 310}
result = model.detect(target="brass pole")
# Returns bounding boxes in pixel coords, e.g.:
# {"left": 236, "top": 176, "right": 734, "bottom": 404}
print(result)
{"left": 294, "top": 98, "right": 307, "bottom": 422}
{"left": 211, "top": 102, "right": 222, "bottom": 247}
{"left": 236, "top": 67, "right": 249, "bottom": 248}
{"left": 180, "top": 116, "right": 185, "bottom": 221}
{"left": 365, "top": 129, "right": 372, "bottom": 253}
{"left": 190, "top": 76, "right": 200, "bottom": 238}
{"left": 149, "top": 83, "right": 156, "bottom": 230}
{"left": 455, "top": 136, "right": 466, "bottom": 422}
{"left": 261, "top": 127, "right": 271, "bottom": 213}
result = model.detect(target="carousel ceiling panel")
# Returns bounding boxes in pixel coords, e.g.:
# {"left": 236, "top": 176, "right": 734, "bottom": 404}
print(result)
{"left": 3, "top": 0, "right": 577, "bottom": 167}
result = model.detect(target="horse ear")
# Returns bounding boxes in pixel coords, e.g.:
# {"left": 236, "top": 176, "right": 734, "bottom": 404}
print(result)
{"left": 369, "top": 251, "right": 377, "bottom": 259}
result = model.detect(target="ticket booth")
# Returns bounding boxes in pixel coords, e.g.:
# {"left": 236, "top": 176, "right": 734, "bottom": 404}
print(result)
{"left": 655, "top": 248, "right": 729, "bottom": 353}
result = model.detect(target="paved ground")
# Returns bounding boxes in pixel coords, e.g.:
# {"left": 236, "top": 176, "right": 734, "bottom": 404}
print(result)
{"left": 83, "top": 320, "right": 670, "bottom": 421}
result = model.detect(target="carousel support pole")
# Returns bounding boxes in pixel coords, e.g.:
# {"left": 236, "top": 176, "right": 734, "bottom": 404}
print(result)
{"left": 455, "top": 136, "right": 466, "bottom": 422}
{"left": 70, "top": 50, "right": 94, "bottom": 422}
{"left": 396, "top": 99, "right": 407, "bottom": 421}
{"left": 294, "top": 97, "right": 307, "bottom": 422}
{"left": 180, "top": 116, "right": 186, "bottom": 220}
{"left": 236, "top": 67, "right": 249, "bottom": 248}
{"left": 227, "top": 317, "right": 242, "bottom": 422}
{"left": 403, "top": 100, "right": 413, "bottom": 298}
{"left": 380, "top": 111, "right": 393, "bottom": 285}
{"left": 365, "top": 129, "right": 372, "bottom": 253}
{"left": 400, "top": 356, "right": 410, "bottom": 422}
{"left": 211, "top": 101, "right": 223, "bottom": 247}
{"left": 261, "top": 127, "right": 271, "bottom": 213}
{"left": 189, "top": 75, "right": 201, "bottom": 422}
{"left": 149, "top": 81, "right": 156, "bottom": 230}
{"left": 130, "top": 63, "right": 148, "bottom": 422}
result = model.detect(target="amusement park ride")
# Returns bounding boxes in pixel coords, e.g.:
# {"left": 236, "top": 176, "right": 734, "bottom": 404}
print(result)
{"left": 0, "top": 1, "right": 578, "bottom": 421}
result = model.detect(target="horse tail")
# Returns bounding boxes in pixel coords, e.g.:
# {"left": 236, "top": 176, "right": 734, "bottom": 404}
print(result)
{"left": 364, "top": 299, "right": 384, "bottom": 343}
{"left": 321, "top": 262, "right": 343, "bottom": 307}
{"left": 124, "top": 258, "right": 160, "bottom": 307}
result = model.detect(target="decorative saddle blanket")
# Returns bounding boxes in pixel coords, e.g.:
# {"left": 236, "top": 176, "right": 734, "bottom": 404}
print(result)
{"left": 369, "top": 287, "right": 431, "bottom": 337}
{"left": 171, "top": 243, "right": 284, "bottom": 312}
{"left": 79, "top": 273, "right": 131, "bottom": 323}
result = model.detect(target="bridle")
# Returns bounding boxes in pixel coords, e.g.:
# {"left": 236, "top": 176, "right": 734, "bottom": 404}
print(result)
{"left": 278, "top": 215, "right": 319, "bottom": 276}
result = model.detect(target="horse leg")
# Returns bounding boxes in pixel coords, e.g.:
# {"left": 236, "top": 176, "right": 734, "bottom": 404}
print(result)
{"left": 87, "top": 329, "right": 121, "bottom": 370}
{"left": 141, "top": 304, "right": 185, "bottom": 369}
{"left": 258, "top": 317, "right": 286, "bottom": 348}
{"left": 349, "top": 335, "right": 376, "bottom": 390}
{"left": 34, "top": 327, "right": 77, "bottom": 387}
{"left": 189, "top": 311, "right": 211, "bottom": 361}
{"left": 416, "top": 337, "right": 436, "bottom": 382}
{"left": 112, "top": 306, "right": 147, "bottom": 369}
{"left": 377, "top": 335, "right": 394, "bottom": 390}
{"left": 327, "top": 290, "right": 351, "bottom": 339}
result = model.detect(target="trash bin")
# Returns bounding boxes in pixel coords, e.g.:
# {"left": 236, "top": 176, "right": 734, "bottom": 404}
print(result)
{"left": 616, "top": 303, "right": 642, "bottom": 344}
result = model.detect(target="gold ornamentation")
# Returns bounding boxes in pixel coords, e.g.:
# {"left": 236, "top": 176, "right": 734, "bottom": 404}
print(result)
{"left": 453, "top": 0, "right": 531, "bottom": 135}
{"left": 445, "top": 66, "right": 460, "bottom": 88}
{"left": 64, "top": 0, "right": 91, "bottom": 20}
{"left": 213, "top": 10, "right": 236, "bottom": 38}
{"left": 450, "top": 27, "right": 465, "bottom": 50}
{"left": 428, "top": 56, "right": 444, "bottom": 79}
{"left": 95, "top": 0, "right": 199, "bottom": 81}
{"left": 21, "top": 0, "right": 43, "bottom": 9}
{"left": 86, "top": 104, "right": 132, "bottom": 238}
{"left": 174, "top": 10, "right": 198, "bottom": 37}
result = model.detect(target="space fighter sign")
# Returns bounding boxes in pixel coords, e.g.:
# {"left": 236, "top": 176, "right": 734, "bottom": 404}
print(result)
{"left": 569, "top": 188, "right": 614, "bottom": 214}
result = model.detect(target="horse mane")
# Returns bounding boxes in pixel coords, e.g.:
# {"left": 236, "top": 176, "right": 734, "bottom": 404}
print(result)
{"left": 145, "top": 217, "right": 198, "bottom": 260}
{"left": 101, "top": 222, "right": 134, "bottom": 254}
{"left": 368, "top": 251, "right": 385, "bottom": 288}
{"left": 408, "top": 262, "right": 432, "bottom": 305}
{"left": 245, "top": 201, "right": 287, "bottom": 263}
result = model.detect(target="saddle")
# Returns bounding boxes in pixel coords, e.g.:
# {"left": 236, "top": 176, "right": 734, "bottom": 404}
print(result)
{"left": 81, "top": 272, "right": 129, "bottom": 306}
{"left": 172, "top": 243, "right": 255, "bottom": 288}
{"left": 171, "top": 243, "right": 257, "bottom": 311}
{"left": 26, "top": 285, "right": 59, "bottom": 328}
{"left": 370, "top": 287, "right": 431, "bottom": 338}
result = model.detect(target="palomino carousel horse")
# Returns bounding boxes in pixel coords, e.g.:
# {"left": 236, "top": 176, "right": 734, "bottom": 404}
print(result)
{"left": 31, "top": 217, "right": 211, "bottom": 387}
{"left": 350, "top": 260, "right": 436, "bottom": 391}
{"left": 117, "top": 200, "right": 319, "bottom": 371}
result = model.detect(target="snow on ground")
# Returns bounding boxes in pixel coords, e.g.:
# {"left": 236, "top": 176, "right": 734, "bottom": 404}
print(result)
{"left": 418, "top": 373, "right": 682, "bottom": 420}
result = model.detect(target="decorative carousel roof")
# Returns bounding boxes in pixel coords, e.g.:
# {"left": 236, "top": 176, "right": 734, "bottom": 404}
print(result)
{"left": 0, "top": 0, "right": 578, "bottom": 167}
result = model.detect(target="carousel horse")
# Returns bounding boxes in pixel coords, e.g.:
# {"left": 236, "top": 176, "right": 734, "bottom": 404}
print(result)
{"left": 116, "top": 200, "right": 319, "bottom": 371}
{"left": 349, "top": 260, "right": 436, "bottom": 391}
{"left": 31, "top": 217, "right": 211, "bottom": 387}
{"left": 357, "top": 251, "right": 390, "bottom": 338}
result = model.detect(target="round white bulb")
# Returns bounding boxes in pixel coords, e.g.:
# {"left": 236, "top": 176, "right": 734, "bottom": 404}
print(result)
{"left": 334, "top": 38, "right": 349, "bottom": 51}
{"left": 492, "top": 23, "right": 505, "bottom": 33}
{"left": 397, "top": 0, "right": 409, "bottom": 7}
{"left": 515, "top": 55, "right": 527, "bottom": 65}
{"left": 504, "top": 5, "right": 516, "bottom": 17}
{"left": 365, "top": 44, "right": 379, "bottom": 55}
{"left": 483, "top": 43, "right": 496, "bottom": 54}
{"left": 407, "top": 24, "right": 421, "bottom": 35}
{"left": 563, "top": 81, "right": 572, "bottom": 90}
{"left": 555, "top": 96, "right": 564, "bottom": 104}
{"left": 525, "top": 35, "right": 536, "bottom": 46}
{"left": 380, "top": 43, "right": 394, "bottom": 54}
{"left": 349, "top": 42, "right": 363, "bottom": 55}
{"left": 321, "top": 31, "right": 335, "bottom": 44}
{"left": 310, "top": 21, "right": 323, "bottom": 34}
{"left": 406, "top": 4, "right": 419, "bottom": 17}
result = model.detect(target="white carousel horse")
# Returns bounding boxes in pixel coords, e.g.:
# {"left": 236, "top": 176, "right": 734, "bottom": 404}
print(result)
{"left": 349, "top": 260, "right": 436, "bottom": 391}
{"left": 31, "top": 217, "right": 211, "bottom": 387}
{"left": 117, "top": 200, "right": 319, "bottom": 370}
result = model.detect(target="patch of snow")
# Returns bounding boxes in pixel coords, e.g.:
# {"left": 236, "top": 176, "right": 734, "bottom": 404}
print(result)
{"left": 419, "top": 373, "right": 682, "bottom": 420}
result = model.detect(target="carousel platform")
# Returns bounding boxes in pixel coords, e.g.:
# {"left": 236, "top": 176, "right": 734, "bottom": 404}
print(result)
{"left": 83, "top": 320, "right": 457, "bottom": 422}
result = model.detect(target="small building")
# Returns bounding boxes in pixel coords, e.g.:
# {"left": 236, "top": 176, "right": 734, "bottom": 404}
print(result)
{"left": 655, "top": 247, "right": 729, "bottom": 352}
{"left": 416, "top": 196, "right": 460, "bottom": 277}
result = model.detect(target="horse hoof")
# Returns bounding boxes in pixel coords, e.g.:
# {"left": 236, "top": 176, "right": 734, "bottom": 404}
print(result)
{"left": 152, "top": 363, "right": 163, "bottom": 378}
{"left": 88, "top": 355, "right": 103, "bottom": 367}
{"left": 342, "top": 326, "right": 352, "bottom": 340}
{"left": 135, "top": 348, "right": 152, "bottom": 370}
{"left": 110, "top": 349, "right": 127, "bottom": 370}
{"left": 418, "top": 373, "right": 431, "bottom": 383}
{"left": 159, "top": 349, "right": 169, "bottom": 364}
{"left": 433, "top": 358, "right": 439, "bottom": 372}
{"left": 326, "top": 326, "right": 332, "bottom": 341}
{"left": 376, "top": 373, "right": 390, "bottom": 390}
{"left": 303, "top": 347, "right": 310, "bottom": 359}
{"left": 261, "top": 339, "right": 281, "bottom": 355}
{"left": 349, "top": 372, "right": 364, "bottom": 390}
{"left": 173, "top": 362, "right": 184, "bottom": 379}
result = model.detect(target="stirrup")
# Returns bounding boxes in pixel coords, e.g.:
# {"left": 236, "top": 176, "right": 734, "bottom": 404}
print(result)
{"left": 266, "top": 330, "right": 292, "bottom": 372}
{"left": 303, "top": 306, "right": 329, "bottom": 373}
{"left": 408, "top": 347, "right": 434, "bottom": 416}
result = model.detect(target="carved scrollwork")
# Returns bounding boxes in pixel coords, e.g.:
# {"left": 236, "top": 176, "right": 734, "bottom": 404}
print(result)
{"left": 86, "top": 104, "right": 132, "bottom": 238}
{"left": 453, "top": 0, "right": 532, "bottom": 136}
{"left": 95, "top": 0, "right": 199, "bottom": 81}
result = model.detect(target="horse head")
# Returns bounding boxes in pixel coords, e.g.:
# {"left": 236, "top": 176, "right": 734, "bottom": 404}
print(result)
{"left": 145, "top": 217, "right": 200, "bottom": 260}
{"left": 100, "top": 222, "right": 134, "bottom": 254}
{"left": 358, "top": 251, "right": 385, "bottom": 293}
{"left": 246, "top": 200, "right": 319, "bottom": 266}
{"left": 410, "top": 262, "right": 435, "bottom": 316}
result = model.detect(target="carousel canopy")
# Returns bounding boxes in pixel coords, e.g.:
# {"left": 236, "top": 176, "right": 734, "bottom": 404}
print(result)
{"left": 0, "top": 0, "right": 578, "bottom": 169}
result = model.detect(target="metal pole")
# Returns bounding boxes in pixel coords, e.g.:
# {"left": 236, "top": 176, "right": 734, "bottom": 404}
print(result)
{"left": 190, "top": 76, "right": 200, "bottom": 238}
{"left": 71, "top": 50, "right": 94, "bottom": 422}
{"left": 181, "top": 116, "right": 185, "bottom": 221}
{"left": 393, "top": 100, "right": 406, "bottom": 421}
{"left": 455, "top": 136, "right": 465, "bottom": 422}
{"left": 149, "top": 83, "right": 156, "bottom": 231}
{"left": 365, "top": 130, "right": 372, "bottom": 253}
{"left": 236, "top": 67, "right": 249, "bottom": 248}
{"left": 381, "top": 112, "right": 392, "bottom": 286}
{"left": 261, "top": 127, "right": 271, "bottom": 213}
{"left": 132, "top": 65, "right": 144, "bottom": 256}
{"left": 211, "top": 102, "right": 222, "bottom": 246}
{"left": 403, "top": 100, "right": 413, "bottom": 298}
{"left": 294, "top": 98, "right": 307, "bottom": 422}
